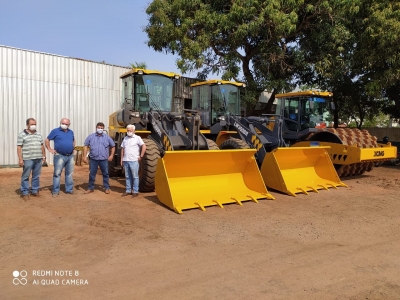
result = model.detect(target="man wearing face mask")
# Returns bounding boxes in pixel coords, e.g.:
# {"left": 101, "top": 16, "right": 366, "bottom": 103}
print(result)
{"left": 45, "top": 118, "right": 76, "bottom": 197}
{"left": 120, "top": 124, "right": 146, "bottom": 197}
{"left": 82, "top": 122, "right": 115, "bottom": 194}
{"left": 17, "top": 118, "right": 46, "bottom": 200}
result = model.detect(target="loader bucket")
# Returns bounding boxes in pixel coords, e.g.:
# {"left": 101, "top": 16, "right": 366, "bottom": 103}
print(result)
{"left": 260, "top": 146, "right": 347, "bottom": 196}
{"left": 155, "top": 149, "right": 274, "bottom": 214}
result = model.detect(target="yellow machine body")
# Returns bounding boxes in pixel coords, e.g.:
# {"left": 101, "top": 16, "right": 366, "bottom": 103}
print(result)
{"left": 155, "top": 149, "right": 274, "bottom": 214}
{"left": 260, "top": 147, "right": 347, "bottom": 196}
{"left": 293, "top": 141, "right": 397, "bottom": 165}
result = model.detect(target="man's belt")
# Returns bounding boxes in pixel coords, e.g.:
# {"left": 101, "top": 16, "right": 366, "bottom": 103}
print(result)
{"left": 58, "top": 153, "right": 73, "bottom": 156}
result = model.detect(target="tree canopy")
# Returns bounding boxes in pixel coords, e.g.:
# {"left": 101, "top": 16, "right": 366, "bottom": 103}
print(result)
{"left": 145, "top": 0, "right": 400, "bottom": 123}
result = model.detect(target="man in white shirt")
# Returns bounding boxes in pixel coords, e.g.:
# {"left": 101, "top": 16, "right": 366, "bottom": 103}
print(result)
{"left": 120, "top": 124, "right": 147, "bottom": 197}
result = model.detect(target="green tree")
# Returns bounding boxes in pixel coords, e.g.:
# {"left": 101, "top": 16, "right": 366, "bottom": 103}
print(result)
{"left": 129, "top": 61, "right": 148, "bottom": 69}
{"left": 299, "top": 0, "right": 400, "bottom": 125}
{"left": 144, "top": 0, "right": 348, "bottom": 112}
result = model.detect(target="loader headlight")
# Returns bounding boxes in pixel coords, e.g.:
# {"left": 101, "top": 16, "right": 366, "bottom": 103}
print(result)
{"left": 218, "top": 116, "right": 225, "bottom": 121}
{"left": 133, "top": 112, "right": 140, "bottom": 118}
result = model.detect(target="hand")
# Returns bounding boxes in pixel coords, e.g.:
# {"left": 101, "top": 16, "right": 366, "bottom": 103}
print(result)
{"left": 83, "top": 157, "right": 88, "bottom": 164}
{"left": 138, "top": 156, "right": 142, "bottom": 162}
{"left": 120, "top": 160, "right": 123, "bottom": 166}
{"left": 107, "top": 156, "right": 113, "bottom": 162}
{"left": 18, "top": 160, "right": 24, "bottom": 167}
{"left": 49, "top": 149, "right": 57, "bottom": 155}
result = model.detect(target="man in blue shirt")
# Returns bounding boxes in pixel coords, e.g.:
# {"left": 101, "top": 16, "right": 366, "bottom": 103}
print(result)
{"left": 82, "top": 122, "right": 115, "bottom": 194}
{"left": 45, "top": 118, "right": 75, "bottom": 197}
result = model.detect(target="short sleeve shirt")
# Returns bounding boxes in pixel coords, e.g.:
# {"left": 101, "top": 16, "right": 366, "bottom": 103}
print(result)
{"left": 121, "top": 135, "right": 144, "bottom": 161}
{"left": 47, "top": 127, "right": 75, "bottom": 154}
{"left": 17, "top": 130, "right": 44, "bottom": 160}
{"left": 84, "top": 133, "right": 115, "bottom": 160}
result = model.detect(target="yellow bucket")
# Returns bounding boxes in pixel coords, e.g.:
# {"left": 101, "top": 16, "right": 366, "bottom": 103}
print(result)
{"left": 155, "top": 149, "right": 274, "bottom": 214}
{"left": 260, "top": 147, "right": 347, "bottom": 196}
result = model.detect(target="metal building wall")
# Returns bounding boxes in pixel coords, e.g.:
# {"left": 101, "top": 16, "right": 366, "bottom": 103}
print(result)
{"left": 0, "top": 45, "right": 129, "bottom": 166}
{"left": 172, "top": 76, "right": 201, "bottom": 112}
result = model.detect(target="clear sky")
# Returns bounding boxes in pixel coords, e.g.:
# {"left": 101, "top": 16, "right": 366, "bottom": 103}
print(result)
{"left": 0, "top": 0, "right": 197, "bottom": 76}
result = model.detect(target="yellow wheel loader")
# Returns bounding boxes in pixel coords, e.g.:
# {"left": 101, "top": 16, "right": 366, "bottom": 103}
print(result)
{"left": 190, "top": 81, "right": 346, "bottom": 197}
{"left": 109, "top": 70, "right": 271, "bottom": 214}
{"left": 273, "top": 91, "right": 397, "bottom": 176}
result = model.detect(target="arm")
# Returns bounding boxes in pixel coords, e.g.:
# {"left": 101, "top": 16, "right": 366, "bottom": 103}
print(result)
{"left": 17, "top": 145, "right": 23, "bottom": 167}
{"left": 45, "top": 138, "right": 57, "bottom": 155}
{"left": 108, "top": 146, "right": 115, "bottom": 162}
{"left": 120, "top": 148, "right": 124, "bottom": 166}
{"left": 41, "top": 144, "right": 46, "bottom": 163}
{"left": 138, "top": 143, "right": 147, "bottom": 161}
{"left": 83, "top": 146, "right": 89, "bottom": 163}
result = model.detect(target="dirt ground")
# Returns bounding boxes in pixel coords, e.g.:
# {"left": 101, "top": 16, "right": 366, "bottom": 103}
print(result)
{"left": 1, "top": 163, "right": 400, "bottom": 300}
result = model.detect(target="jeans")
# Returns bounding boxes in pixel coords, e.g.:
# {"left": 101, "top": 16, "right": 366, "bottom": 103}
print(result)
{"left": 88, "top": 159, "right": 110, "bottom": 190}
{"left": 20, "top": 159, "right": 42, "bottom": 195}
{"left": 53, "top": 154, "right": 74, "bottom": 194}
{"left": 123, "top": 161, "right": 139, "bottom": 193}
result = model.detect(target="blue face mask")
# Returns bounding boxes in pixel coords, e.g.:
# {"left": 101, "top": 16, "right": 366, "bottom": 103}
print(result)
{"left": 96, "top": 128, "right": 103, "bottom": 134}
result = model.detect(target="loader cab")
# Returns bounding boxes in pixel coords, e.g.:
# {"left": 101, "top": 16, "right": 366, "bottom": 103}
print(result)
{"left": 117, "top": 69, "right": 180, "bottom": 128}
{"left": 121, "top": 69, "right": 179, "bottom": 112}
{"left": 191, "top": 80, "right": 244, "bottom": 127}
{"left": 276, "top": 91, "right": 334, "bottom": 139}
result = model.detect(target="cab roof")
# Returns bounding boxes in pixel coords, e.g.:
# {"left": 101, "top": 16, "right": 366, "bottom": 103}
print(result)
{"left": 120, "top": 68, "right": 180, "bottom": 79}
{"left": 191, "top": 80, "right": 246, "bottom": 88}
{"left": 276, "top": 90, "right": 333, "bottom": 98}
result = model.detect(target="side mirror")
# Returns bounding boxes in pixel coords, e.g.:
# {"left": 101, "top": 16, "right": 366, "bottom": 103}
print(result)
{"left": 330, "top": 102, "right": 336, "bottom": 110}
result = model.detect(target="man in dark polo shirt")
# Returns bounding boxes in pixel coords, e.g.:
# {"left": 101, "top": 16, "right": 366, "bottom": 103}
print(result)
{"left": 82, "top": 122, "right": 115, "bottom": 194}
{"left": 45, "top": 118, "right": 75, "bottom": 197}
{"left": 17, "top": 118, "right": 46, "bottom": 200}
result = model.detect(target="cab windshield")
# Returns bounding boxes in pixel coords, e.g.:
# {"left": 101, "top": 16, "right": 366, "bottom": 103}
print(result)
{"left": 279, "top": 95, "right": 334, "bottom": 131}
{"left": 211, "top": 84, "right": 240, "bottom": 116}
{"left": 134, "top": 74, "right": 173, "bottom": 112}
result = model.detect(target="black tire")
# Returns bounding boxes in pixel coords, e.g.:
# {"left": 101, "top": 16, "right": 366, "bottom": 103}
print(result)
{"left": 108, "top": 161, "right": 123, "bottom": 177}
{"left": 207, "top": 139, "right": 219, "bottom": 150}
{"left": 139, "top": 138, "right": 161, "bottom": 192}
{"left": 219, "top": 138, "right": 249, "bottom": 149}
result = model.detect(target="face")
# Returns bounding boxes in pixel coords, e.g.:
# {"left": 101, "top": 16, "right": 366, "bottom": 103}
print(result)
{"left": 61, "top": 119, "right": 70, "bottom": 126}
{"left": 97, "top": 125, "right": 104, "bottom": 130}
{"left": 126, "top": 128, "right": 134, "bottom": 134}
{"left": 28, "top": 120, "right": 37, "bottom": 127}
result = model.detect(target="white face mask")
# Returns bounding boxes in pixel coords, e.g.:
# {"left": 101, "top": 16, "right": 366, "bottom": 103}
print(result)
{"left": 96, "top": 128, "right": 103, "bottom": 134}
{"left": 60, "top": 124, "right": 68, "bottom": 130}
{"left": 127, "top": 132, "right": 133, "bottom": 137}
{"left": 29, "top": 125, "right": 37, "bottom": 131}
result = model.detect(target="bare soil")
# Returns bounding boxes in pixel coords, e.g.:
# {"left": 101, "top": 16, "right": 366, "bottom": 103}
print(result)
{"left": 1, "top": 163, "right": 400, "bottom": 300}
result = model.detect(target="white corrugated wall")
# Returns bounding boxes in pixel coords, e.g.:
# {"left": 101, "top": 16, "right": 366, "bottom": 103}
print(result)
{"left": 0, "top": 45, "right": 129, "bottom": 165}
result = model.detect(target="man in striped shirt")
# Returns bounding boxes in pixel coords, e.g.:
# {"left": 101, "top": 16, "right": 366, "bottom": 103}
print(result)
{"left": 17, "top": 118, "right": 46, "bottom": 200}
{"left": 83, "top": 122, "right": 115, "bottom": 194}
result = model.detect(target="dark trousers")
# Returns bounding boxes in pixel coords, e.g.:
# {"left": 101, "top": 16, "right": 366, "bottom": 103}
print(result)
{"left": 88, "top": 159, "right": 110, "bottom": 190}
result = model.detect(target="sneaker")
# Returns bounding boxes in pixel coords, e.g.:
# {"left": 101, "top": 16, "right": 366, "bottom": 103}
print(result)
{"left": 22, "top": 194, "right": 30, "bottom": 200}
{"left": 104, "top": 189, "right": 111, "bottom": 194}
{"left": 66, "top": 191, "right": 74, "bottom": 194}
{"left": 52, "top": 193, "right": 59, "bottom": 198}
{"left": 84, "top": 190, "right": 94, "bottom": 194}
{"left": 132, "top": 193, "right": 139, "bottom": 198}
{"left": 31, "top": 192, "right": 42, "bottom": 197}
{"left": 121, "top": 192, "right": 131, "bottom": 197}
